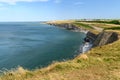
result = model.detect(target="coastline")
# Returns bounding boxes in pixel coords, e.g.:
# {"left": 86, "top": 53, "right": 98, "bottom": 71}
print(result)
{"left": 0, "top": 20, "right": 120, "bottom": 80}
{"left": 47, "top": 21, "right": 119, "bottom": 54}
{"left": 47, "top": 22, "right": 92, "bottom": 54}
{"left": 47, "top": 22, "right": 94, "bottom": 53}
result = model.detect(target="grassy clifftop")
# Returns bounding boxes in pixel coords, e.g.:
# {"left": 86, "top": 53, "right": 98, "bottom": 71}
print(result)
{"left": 0, "top": 20, "right": 120, "bottom": 80}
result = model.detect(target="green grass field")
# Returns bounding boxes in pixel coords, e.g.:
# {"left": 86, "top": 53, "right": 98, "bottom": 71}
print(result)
{"left": 73, "top": 22, "right": 93, "bottom": 29}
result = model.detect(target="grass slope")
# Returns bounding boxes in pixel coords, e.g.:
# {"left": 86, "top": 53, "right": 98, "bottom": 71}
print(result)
{"left": 0, "top": 20, "right": 120, "bottom": 80}
{"left": 73, "top": 22, "right": 93, "bottom": 29}
{"left": 1, "top": 40, "right": 120, "bottom": 80}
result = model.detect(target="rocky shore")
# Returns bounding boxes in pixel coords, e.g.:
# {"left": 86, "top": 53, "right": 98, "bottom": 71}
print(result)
{"left": 48, "top": 23, "right": 88, "bottom": 33}
{"left": 47, "top": 22, "right": 119, "bottom": 52}
{"left": 1, "top": 21, "right": 120, "bottom": 80}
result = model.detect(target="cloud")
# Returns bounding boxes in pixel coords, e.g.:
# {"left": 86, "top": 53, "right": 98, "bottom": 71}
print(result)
{"left": 0, "top": 3, "right": 6, "bottom": 10}
{"left": 54, "top": 0, "right": 61, "bottom": 3}
{"left": 74, "top": 2, "right": 84, "bottom": 5}
{"left": 0, "top": 3, "right": 3, "bottom": 6}
{"left": 0, "top": 0, "right": 49, "bottom": 5}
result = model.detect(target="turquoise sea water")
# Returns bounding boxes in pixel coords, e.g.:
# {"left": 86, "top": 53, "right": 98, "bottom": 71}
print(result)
{"left": 0, "top": 22, "right": 85, "bottom": 70}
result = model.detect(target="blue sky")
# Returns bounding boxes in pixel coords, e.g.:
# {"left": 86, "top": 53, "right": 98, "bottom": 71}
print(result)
{"left": 0, "top": 0, "right": 120, "bottom": 21}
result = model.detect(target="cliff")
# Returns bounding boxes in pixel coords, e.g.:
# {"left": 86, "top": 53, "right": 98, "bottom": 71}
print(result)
{"left": 48, "top": 23, "right": 77, "bottom": 30}
{"left": 93, "top": 31, "right": 118, "bottom": 47}
{"left": 48, "top": 23, "right": 88, "bottom": 32}
{"left": 48, "top": 22, "right": 119, "bottom": 48}
{"left": 1, "top": 20, "right": 120, "bottom": 80}
{"left": 86, "top": 31, "right": 97, "bottom": 42}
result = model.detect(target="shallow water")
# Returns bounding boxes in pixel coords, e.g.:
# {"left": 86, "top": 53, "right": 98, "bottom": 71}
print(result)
{"left": 0, "top": 22, "right": 86, "bottom": 70}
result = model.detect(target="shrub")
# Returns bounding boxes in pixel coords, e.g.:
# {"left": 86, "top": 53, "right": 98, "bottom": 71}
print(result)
{"left": 109, "top": 20, "right": 120, "bottom": 24}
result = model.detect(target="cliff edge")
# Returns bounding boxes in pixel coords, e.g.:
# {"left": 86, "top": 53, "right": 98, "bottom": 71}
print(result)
{"left": 1, "top": 20, "right": 120, "bottom": 80}
{"left": 93, "top": 31, "right": 118, "bottom": 47}
{"left": 48, "top": 21, "right": 119, "bottom": 48}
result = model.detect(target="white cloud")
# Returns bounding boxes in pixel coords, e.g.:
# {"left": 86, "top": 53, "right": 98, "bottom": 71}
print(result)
{"left": 0, "top": 0, "right": 49, "bottom": 5}
{"left": 54, "top": 0, "right": 61, "bottom": 3}
{"left": 74, "top": 2, "right": 84, "bottom": 5}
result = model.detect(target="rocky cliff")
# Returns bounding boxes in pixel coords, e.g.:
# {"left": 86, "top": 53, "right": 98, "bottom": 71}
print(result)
{"left": 48, "top": 23, "right": 119, "bottom": 48}
{"left": 48, "top": 23, "right": 88, "bottom": 32}
{"left": 93, "top": 31, "right": 118, "bottom": 47}
{"left": 86, "top": 31, "right": 97, "bottom": 42}
{"left": 48, "top": 23, "right": 78, "bottom": 30}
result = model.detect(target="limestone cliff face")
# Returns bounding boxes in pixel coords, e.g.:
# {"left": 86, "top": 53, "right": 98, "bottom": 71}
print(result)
{"left": 86, "top": 31, "right": 97, "bottom": 42}
{"left": 93, "top": 31, "right": 118, "bottom": 47}
{"left": 48, "top": 23, "right": 88, "bottom": 32}
{"left": 49, "top": 23, "right": 79, "bottom": 30}
{"left": 48, "top": 23, "right": 119, "bottom": 48}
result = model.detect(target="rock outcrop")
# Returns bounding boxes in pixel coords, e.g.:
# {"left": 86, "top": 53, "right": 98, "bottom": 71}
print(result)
{"left": 49, "top": 23, "right": 79, "bottom": 30}
{"left": 86, "top": 31, "right": 97, "bottom": 42}
{"left": 48, "top": 23, "right": 119, "bottom": 48}
{"left": 93, "top": 31, "right": 118, "bottom": 47}
{"left": 48, "top": 23, "right": 88, "bottom": 32}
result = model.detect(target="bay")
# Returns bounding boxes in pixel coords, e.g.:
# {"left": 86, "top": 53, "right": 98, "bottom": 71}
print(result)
{"left": 0, "top": 22, "right": 86, "bottom": 69}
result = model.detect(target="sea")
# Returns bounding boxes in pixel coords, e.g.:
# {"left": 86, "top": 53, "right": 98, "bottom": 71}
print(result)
{"left": 0, "top": 22, "right": 86, "bottom": 70}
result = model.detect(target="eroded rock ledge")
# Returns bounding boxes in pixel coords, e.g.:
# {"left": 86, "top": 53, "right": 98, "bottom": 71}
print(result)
{"left": 48, "top": 23, "right": 119, "bottom": 47}
{"left": 48, "top": 23, "right": 87, "bottom": 32}
{"left": 93, "top": 31, "right": 118, "bottom": 47}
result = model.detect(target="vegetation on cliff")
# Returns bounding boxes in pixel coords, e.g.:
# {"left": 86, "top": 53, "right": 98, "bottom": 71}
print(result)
{"left": 74, "top": 22, "right": 93, "bottom": 29}
{"left": 0, "top": 20, "right": 120, "bottom": 80}
{"left": 0, "top": 39, "right": 120, "bottom": 80}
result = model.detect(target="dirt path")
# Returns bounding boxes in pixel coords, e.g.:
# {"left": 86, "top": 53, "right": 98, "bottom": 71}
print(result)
{"left": 92, "top": 26, "right": 103, "bottom": 32}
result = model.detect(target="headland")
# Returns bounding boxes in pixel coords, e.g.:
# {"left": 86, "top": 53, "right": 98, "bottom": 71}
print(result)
{"left": 0, "top": 19, "right": 120, "bottom": 80}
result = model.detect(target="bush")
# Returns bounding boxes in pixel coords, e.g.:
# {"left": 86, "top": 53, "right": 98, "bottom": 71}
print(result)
{"left": 109, "top": 20, "right": 120, "bottom": 24}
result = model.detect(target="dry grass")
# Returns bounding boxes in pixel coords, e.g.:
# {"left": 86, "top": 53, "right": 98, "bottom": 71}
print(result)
{"left": 0, "top": 39, "right": 120, "bottom": 80}
{"left": 0, "top": 20, "right": 120, "bottom": 80}
{"left": 47, "top": 20, "right": 75, "bottom": 24}
{"left": 80, "top": 22, "right": 120, "bottom": 28}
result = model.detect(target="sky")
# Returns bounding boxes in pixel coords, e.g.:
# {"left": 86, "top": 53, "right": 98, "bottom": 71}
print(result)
{"left": 0, "top": 0, "right": 120, "bottom": 21}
